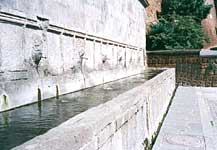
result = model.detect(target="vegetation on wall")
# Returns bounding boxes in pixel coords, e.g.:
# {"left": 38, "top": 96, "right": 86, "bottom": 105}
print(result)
{"left": 147, "top": 0, "right": 212, "bottom": 50}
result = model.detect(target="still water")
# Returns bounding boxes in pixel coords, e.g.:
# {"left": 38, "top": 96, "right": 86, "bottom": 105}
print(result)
{"left": 0, "top": 69, "right": 163, "bottom": 150}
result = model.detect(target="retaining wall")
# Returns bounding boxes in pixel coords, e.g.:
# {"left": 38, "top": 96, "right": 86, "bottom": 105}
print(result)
{"left": 147, "top": 50, "right": 200, "bottom": 68}
{"left": 147, "top": 50, "right": 217, "bottom": 87}
{"left": 0, "top": 0, "right": 147, "bottom": 112}
{"left": 14, "top": 68, "right": 176, "bottom": 150}
{"left": 176, "top": 57, "right": 217, "bottom": 87}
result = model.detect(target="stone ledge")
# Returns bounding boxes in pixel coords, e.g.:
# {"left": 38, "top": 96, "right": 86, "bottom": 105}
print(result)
{"left": 147, "top": 50, "right": 200, "bottom": 56}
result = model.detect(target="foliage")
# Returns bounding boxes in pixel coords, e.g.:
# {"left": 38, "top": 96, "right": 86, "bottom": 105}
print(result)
{"left": 205, "top": 62, "right": 217, "bottom": 76}
{"left": 147, "top": 15, "right": 209, "bottom": 50}
{"left": 161, "top": 0, "right": 212, "bottom": 22}
{"left": 147, "top": 0, "right": 212, "bottom": 50}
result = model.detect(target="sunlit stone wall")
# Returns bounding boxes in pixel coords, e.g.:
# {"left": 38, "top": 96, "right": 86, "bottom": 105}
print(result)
{"left": 0, "top": 0, "right": 147, "bottom": 112}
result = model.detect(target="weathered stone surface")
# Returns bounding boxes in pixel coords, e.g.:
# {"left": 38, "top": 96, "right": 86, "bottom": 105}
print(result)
{"left": 0, "top": 0, "right": 147, "bottom": 112}
{"left": 13, "top": 69, "right": 176, "bottom": 150}
{"left": 153, "top": 86, "right": 217, "bottom": 150}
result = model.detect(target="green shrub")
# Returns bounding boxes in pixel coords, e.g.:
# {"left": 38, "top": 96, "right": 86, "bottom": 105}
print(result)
{"left": 147, "top": 0, "right": 212, "bottom": 50}
{"left": 161, "top": 0, "right": 212, "bottom": 22}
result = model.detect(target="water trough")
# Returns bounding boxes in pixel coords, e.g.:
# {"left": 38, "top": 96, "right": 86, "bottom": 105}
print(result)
{"left": 0, "top": 68, "right": 173, "bottom": 150}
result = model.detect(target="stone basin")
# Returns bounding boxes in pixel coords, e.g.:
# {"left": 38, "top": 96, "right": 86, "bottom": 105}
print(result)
{"left": 0, "top": 68, "right": 164, "bottom": 150}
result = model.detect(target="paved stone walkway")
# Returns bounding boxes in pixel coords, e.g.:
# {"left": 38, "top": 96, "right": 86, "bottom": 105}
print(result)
{"left": 153, "top": 86, "right": 217, "bottom": 150}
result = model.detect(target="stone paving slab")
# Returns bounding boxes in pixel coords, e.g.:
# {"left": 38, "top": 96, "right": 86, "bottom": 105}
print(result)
{"left": 153, "top": 86, "right": 217, "bottom": 150}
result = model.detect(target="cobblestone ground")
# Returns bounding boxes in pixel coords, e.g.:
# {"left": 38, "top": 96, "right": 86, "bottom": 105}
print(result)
{"left": 153, "top": 86, "right": 217, "bottom": 150}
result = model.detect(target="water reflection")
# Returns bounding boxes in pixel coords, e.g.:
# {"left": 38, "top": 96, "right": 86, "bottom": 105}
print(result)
{"left": 0, "top": 69, "right": 163, "bottom": 150}
{"left": 2, "top": 112, "right": 9, "bottom": 128}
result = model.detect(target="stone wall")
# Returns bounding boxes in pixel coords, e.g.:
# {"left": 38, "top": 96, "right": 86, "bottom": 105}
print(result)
{"left": 0, "top": 0, "right": 147, "bottom": 112}
{"left": 176, "top": 57, "right": 217, "bottom": 87}
{"left": 14, "top": 69, "right": 176, "bottom": 150}
{"left": 202, "top": 0, "right": 217, "bottom": 48}
{"left": 147, "top": 50, "right": 200, "bottom": 68}
{"left": 147, "top": 50, "right": 217, "bottom": 87}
